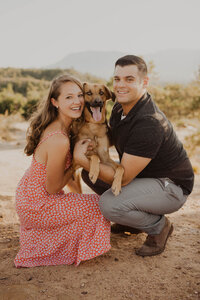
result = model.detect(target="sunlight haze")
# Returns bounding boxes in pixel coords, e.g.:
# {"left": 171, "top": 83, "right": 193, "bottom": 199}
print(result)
{"left": 0, "top": 0, "right": 200, "bottom": 68}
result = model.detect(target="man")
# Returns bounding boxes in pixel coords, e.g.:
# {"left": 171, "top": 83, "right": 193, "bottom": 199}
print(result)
{"left": 74, "top": 55, "right": 194, "bottom": 256}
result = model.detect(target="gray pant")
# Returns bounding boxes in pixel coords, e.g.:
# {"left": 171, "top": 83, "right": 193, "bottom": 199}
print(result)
{"left": 99, "top": 178, "right": 187, "bottom": 235}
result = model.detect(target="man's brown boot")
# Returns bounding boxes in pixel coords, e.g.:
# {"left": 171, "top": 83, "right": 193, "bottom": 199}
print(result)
{"left": 135, "top": 217, "right": 173, "bottom": 256}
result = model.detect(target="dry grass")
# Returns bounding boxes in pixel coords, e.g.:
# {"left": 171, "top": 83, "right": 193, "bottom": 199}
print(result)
{"left": 0, "top": 112, "right": 23, "bottom": 141}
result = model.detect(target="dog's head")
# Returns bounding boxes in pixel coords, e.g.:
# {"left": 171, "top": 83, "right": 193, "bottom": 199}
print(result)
{"left": 83, "top": 83, "right": 115, "bottom": 123}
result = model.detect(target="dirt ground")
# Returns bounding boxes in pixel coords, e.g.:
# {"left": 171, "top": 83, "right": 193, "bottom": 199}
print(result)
{"left": 0, "top": 120, "right": 199, "bottom": 300}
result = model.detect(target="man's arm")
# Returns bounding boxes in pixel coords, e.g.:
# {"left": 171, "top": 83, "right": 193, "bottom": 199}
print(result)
{"left": 73, "top": 140, "right": 151, "bottom": 186}
{"left": 96, "top": 153, "right": 151, "bottom": 186}
{"left": 120, "top": 153, "right": 151, "bottom": 186}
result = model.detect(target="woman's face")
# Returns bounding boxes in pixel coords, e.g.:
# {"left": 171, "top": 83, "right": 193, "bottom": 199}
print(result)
{"left": 52, "top": 81, "right": 84, "bottom": 120}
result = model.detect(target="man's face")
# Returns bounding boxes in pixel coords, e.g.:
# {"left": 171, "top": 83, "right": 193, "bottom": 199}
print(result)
{"left": 113, "top": 64, "right": 148, "bottom": 114}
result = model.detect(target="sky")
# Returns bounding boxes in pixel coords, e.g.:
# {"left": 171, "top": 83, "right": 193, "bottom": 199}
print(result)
{"left": 0, "top": 0, "right": 200, "bottom": 68}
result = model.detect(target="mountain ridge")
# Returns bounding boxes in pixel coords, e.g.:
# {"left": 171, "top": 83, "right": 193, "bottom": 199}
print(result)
{"left": 47, "top": 49, "right": 200, "bottom": 83}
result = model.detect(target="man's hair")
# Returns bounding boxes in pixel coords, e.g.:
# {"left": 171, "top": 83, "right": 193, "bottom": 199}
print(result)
{"left": 115, "top": 55, "right": 148, "bottom": 77}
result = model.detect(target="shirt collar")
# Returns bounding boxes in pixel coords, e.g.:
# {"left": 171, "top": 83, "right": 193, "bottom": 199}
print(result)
{"left": 119, "top": 92, "right": 149, "bottom": 122}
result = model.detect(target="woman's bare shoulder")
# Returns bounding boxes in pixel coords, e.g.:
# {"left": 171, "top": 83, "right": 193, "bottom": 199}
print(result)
{"left": 46, "top": 133, "right": 70, "bottom": 151}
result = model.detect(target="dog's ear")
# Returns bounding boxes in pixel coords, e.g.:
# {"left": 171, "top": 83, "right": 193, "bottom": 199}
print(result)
{"left": 110, "top": 91, "right": 116, "bottom": 102}
{"left": 82, "top": 82, "right": 88, "bottom": 92}
{"left": 104, "top": 86, "right": 116, "bottom": 102}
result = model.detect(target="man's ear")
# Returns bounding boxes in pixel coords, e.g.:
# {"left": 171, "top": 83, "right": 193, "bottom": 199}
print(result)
{"left": 143, "top": 76, "right": 149, "bottom": 89}
{"left": 104, "top": 86, "right": 116, "bottom": 102}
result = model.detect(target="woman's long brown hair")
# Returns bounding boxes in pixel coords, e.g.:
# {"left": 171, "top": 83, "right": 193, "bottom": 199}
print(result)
{"left": 24, "top": 74, "right": 83, "bottom": 156}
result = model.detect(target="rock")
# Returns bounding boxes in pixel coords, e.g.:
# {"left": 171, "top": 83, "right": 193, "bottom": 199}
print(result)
{"left": 81, "top": 291, "right": 88, "bottom": 295}
{"left": 0, "top": 238, "right": 11, "bottom": 243}
{"left": 26, "top": 276, "right": 33, "bottom": 281}
{"left": 124, "top": 232, "right": 131, "bottom": 236}
{"left": 114, "top": 258, "right": 119, "bottom": 261}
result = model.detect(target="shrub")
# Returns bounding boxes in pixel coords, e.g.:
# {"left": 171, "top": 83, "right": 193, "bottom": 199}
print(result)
{"left": 22, "top": 99, "right": 39, "bottom": 120}
{"left": 0, "top": 84, "right": 26, "bottom": 114}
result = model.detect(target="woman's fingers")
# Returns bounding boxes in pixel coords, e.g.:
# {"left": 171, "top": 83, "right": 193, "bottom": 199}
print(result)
{"left": 76, "top": 139, "right": 94, "bottom": 151}
{"left": 74, "top": 139, "right": 95, "bottom": 162}
{"left": 81, "top": 139, "right": 91, "bottom": 145}
{"left": 74, "top": 139, "right": 90, "bottom": 155}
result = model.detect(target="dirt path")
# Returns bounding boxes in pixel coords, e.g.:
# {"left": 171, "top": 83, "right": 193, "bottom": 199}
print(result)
{"left": 0, "top": 121, "right": 199, "bottom": 300}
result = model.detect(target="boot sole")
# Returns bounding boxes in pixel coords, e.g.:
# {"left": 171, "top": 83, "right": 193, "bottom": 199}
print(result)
{"left": 135, "top": 224, "right": 174, "bottom": 257}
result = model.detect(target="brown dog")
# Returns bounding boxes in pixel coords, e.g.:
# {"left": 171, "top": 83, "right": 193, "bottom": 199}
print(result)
{"left": 71, "top": 83, "right": 124, "bottom": 196}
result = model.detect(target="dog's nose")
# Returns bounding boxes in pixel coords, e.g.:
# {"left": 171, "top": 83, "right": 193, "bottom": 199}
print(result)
{"left": 92, "top": 98, "right": 103, "bottom": 107}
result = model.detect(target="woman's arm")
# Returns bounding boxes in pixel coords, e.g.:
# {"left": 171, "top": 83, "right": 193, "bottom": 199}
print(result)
{"left": 45, "top": 135, "right": 74, "bottom": 194}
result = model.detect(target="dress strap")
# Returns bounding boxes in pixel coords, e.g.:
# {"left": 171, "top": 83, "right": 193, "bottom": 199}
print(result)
{"left": 36, "top": 131, "right": 69, "bottom": 149}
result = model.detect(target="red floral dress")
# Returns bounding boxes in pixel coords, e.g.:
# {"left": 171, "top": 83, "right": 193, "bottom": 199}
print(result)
{"left": 14, "top": 132, "right": 111, "bottom": 267}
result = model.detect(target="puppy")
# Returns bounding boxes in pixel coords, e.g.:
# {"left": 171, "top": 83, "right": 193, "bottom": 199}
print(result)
{"left": 71, "top": 83, "right": 124, "bottom": 196}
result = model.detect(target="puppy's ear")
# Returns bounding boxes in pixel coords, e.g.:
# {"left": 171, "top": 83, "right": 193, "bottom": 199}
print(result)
{"left": 82, "top": 82, "right": 88, "bottom": 92}
{"left": 104, "top": 86, "right": 116, "bottom": 102}
{"left": 110, "top": 91, "right": 116, "bottom": 102}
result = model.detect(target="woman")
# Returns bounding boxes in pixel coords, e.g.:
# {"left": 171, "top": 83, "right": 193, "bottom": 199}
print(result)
{"left": 14, "top": 75, "right": 111, "bottom": 267}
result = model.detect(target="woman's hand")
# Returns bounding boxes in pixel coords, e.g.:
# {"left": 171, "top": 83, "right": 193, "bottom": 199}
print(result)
{"left": 73, "top": 139, "right": 92, "bottom": 168}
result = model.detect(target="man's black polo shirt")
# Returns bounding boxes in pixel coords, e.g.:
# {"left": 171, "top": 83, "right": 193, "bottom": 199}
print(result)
{"left": 109, "top": 92, "right": 194, "bottom": 195}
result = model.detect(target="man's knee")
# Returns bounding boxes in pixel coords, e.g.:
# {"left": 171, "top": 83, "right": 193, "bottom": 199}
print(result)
{"left": 99, "top": 191, "right": 123, "bottom": 221}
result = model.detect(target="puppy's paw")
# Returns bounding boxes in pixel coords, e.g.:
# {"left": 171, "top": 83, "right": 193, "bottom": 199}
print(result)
{"left": 111, "top": 182, "right": 121, "bottom": 196}
{"left": 89, "top": 171, "right": 98, "bottom": 184}
{"left": 112, "top": 167, "right": 124, "bottom": 196}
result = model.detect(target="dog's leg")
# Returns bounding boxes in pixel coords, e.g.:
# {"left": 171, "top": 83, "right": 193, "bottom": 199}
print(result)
{"left": 65, "top": 162, "right": 83, "bottom": 193}
{"left": 101, "top": 156, "right": 124, "bottom": 196}
{"left": 67, "top": 171, "right": 82, "bottom": 193}
{"left": 89, "top": 154, "right": 100, "bottom": 184}
{"left": 111, "top": 165, "right": 124, "bottom": 196}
